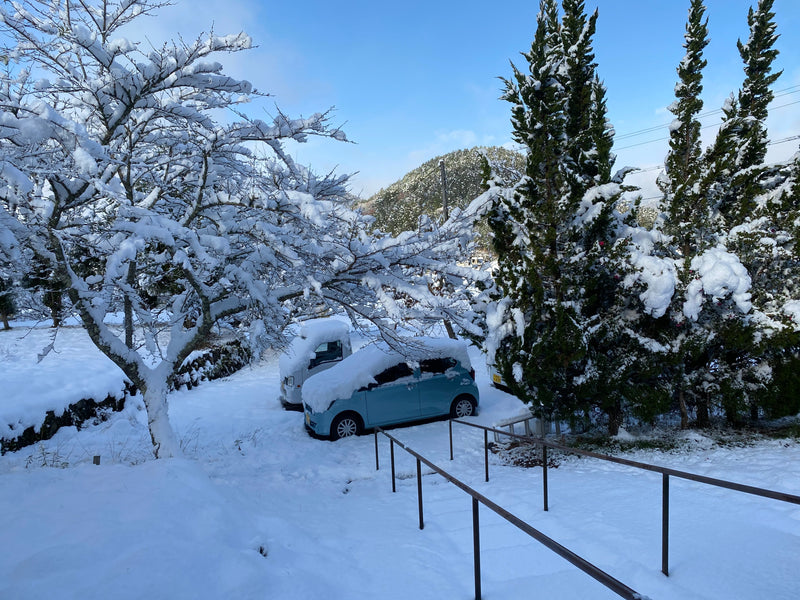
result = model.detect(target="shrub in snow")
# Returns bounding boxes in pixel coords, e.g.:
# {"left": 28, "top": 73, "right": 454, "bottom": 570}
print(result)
{"left": 1, "top": 393, "right": 127, "bottom": 455}
{"left": 171, "top": 340, "right": 252, "bottom": 391}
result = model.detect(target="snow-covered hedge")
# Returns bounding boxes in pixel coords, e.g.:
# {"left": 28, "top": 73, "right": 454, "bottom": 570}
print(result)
{"left": 171, "top": 340, "right": 252, "bottom": 391}
{"left": 1, "top": 393, "right": 127, "bottom": 454}
{"left": 1, "top": 326, "right": 251, "bottom": 453}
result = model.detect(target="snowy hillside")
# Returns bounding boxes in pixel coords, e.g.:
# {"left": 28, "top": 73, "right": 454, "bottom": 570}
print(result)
{"left": 1, "top": 323, "right": 799, "bottom": 599}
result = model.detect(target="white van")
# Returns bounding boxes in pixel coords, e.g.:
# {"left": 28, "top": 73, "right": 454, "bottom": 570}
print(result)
{"left": 278, "top": 318, "right": 352, "bottom": 410}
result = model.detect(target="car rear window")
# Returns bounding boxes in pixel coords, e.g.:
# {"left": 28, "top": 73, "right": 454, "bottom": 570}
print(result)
{"left": 374, "top": 362, "right": 414, "bottom": 385}
{"left": 419, "top": 357, "right": 457, "bottom": 374}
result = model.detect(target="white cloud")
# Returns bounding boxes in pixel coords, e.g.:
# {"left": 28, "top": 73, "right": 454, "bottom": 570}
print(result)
{"left": 406, "top": 129, "right": 506, "bottom": 167}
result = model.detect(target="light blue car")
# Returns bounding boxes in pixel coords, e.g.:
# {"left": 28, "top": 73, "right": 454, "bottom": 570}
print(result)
{"left": 303, "top": 338, "right": 479, "bottom": 440}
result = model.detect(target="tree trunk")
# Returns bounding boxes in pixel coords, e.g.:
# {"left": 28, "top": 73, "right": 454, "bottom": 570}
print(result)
{"left": 45, "top": 290, "right": 62, "bottom": 328}
{"left": 678, "top": 387, "right": 689, "bottom": 430}
{"left": 1, "top": 311, "right": 9, "bottom": 330}
{"left": 124, "top": 262, "right": 136, "bottom": 349}
{"left": 607, "top": 397, "right": 623, "bottom": 436}
{"left": 696, "top": 394, "right": 710, "bottom": 428}
{"left": 141, "top": 381, "right": 181, "bottom": 459}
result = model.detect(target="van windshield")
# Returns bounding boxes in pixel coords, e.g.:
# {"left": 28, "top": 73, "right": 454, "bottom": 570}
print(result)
{"left": 310, "top": 340, "right": 343, "bottom": 368}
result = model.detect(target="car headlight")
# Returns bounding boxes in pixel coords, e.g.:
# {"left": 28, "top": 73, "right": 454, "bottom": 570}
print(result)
{"left": 285, "top": 376, "right": 294, "bottom": 387}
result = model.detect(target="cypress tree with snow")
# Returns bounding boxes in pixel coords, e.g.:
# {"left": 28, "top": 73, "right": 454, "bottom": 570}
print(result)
{"left": 706, "top": 0, "right": 781, "bottom": 224}
{"left": 561, "top": 0, "right": 600, "bottom": 200}
{"left": 587, "top": 77, "right": 615, "bottom": 184}
{"left": 662, "top": 0, "right": 709, "bottom": 231}
{"left": 694, "top": 0, "right": 783, "bottom": 423}
{"left": 484, "top": 0, "right": 649, "bottom": 433}
{"left": 728, "top": 147, "right": 800, "bottom": 419}
{"left": 658, "top": 0, "right": 714, "bottom": 428}
{"left": 487, "top": 0, "right": 577, "bottom": 422}
{"left": 762, "top": 153, "right": 800, "bottom": 417}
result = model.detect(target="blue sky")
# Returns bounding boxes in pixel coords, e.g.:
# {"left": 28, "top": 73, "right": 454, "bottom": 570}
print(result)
{"left": 141, "top": 0, "right": 800, "bottom": 197}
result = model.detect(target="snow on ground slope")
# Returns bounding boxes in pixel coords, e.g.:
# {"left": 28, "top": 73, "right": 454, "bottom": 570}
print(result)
{"left": 1, "top": 326, "right": 799, "bottom": 599}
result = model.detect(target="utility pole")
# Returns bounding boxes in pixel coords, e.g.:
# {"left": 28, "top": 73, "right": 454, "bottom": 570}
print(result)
{"left": 439, "top": 159, "right": 449, "bottom": 221}
{"left": 437, "top": 158, "right": 456, "bottom": 340}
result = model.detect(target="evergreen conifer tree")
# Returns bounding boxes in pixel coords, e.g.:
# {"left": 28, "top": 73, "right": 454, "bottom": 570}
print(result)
{"left": 588, "top": 77, "right": 615, "bottom": 184}
{"left": 693, "top": 0, "right": 783, "bottom": 423}
{"left": 706, "top": 0, "right": 781, "bottom": 224}
{"left": 658, "top": 0, "right": 713, "bottom": 427}
{"left": 485, "top": 0, "right": 648, "bottom": 433}
{"left": 561, "top": 1, "right": 600, "bottom": 196}
{"left": 663, "top": 0, "right": 709, "bottom": 232}
{"left": 487, "top": 0, "right": 576, "bottom": 423}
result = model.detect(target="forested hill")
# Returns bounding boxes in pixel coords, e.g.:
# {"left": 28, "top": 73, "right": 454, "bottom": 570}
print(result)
{"left": 362, "top": 146, "right": 525, "bottom": 235}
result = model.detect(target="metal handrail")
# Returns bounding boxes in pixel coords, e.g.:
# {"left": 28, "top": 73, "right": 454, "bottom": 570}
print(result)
{"left": 453, "top": 419, "right": 800, "bottom": 504}
{"left": 375, "top": 427, "right": 648, "bottom": 600}
{"left": 450, "top": 418, "right": 800, "bottom": 576}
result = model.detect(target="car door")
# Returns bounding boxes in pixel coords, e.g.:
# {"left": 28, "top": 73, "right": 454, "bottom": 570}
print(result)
{"left": 418, "top": 358, "right": 458, "bottom": 417}
{"left": 365, "top": 362, "right": 419, "bottom": 426}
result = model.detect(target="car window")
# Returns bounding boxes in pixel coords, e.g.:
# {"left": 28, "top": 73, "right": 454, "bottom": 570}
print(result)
{"left": 373, "top": 362, "right": 414, "bottom": 386}
{"left": 419, "top": 357, "right": 457, "bottom": 374}
{"left": 309, "top": 340, "right": 343, "bottom": 368}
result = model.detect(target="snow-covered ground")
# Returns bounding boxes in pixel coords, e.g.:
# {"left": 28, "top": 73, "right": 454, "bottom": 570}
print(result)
{"left": 2, "top": 323, "right": 799, "bottom": 599}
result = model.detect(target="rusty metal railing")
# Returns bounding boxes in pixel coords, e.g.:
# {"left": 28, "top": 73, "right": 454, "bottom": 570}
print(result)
{"left": 374, "top": 427, "right": 647, "bottom": 600}
{"left": 450, "top": 418, "right": 800, "bottom": 577}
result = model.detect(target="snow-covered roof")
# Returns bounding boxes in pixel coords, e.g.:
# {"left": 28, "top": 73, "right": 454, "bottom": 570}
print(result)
{"left": 302, "top": 337, "right": 472, "bottom": 413}
{"left": 278, "top": 318, "right": 351, "bottom": 377}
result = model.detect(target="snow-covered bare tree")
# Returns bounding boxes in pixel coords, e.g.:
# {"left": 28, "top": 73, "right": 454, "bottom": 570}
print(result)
{"left": 0, "top": 0, "right": 483, "bottom": 457}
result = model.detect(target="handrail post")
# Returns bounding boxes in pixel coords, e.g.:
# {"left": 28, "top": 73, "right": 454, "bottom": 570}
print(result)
{"left": 374, "top": 430, "right": 379, "bottom": 471}
{"left": 472, "top": 497, "right": 482, "bottom": 600}
{"left": 449, "top": 419, "right": 454, "bottom": 461}
{"left": 484, "top": 429, "right": 489, "bottom": 483}
{"left": 375, "top": 428, "right": 646, "bottom": 600}
{"left": 542, "top": 443, "right": 549, "bottom": 512}
{"left": 417, "top": 458, "right": 424, "bottom": 530}
{"left": 391, "top": 438, "right": 396, "bottom": 493}
{"left": 662, "top": 473, "right": 670, "bottom": 576}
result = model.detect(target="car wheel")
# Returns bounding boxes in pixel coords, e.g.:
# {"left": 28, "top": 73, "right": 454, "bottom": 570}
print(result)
{"left": 331, "top": 413, "right": 362, "bottom": 440}
{"left": 451, "top": 395, "right": 476, "bottom": 418}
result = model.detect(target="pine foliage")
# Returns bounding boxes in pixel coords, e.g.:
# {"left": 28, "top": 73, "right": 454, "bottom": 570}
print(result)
{"left": 480, "top": 0, "right": 798, "bottom": 432}
{"left": 481, "top": 0, "right": 655, "bottom": 433}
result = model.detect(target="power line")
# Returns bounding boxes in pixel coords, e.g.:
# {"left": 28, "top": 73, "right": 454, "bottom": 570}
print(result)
{"left": 769, "top": 134, "right": 800, "bottom": 146}
{"left": 614, "top": 99, "right": 800, "bottom": 151}
{"left": 617, "top": 134, "right": 798, "bottom": 177}
{"left": 614, "top": 84, "right": 800, "bottom": 142}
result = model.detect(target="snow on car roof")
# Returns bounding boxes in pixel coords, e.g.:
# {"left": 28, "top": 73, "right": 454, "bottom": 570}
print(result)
{"left": 302, "top": 337, "right": 472, "bottom": 413}
{"left": 278, "top": 318, "right": 350, "bottom": 377}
